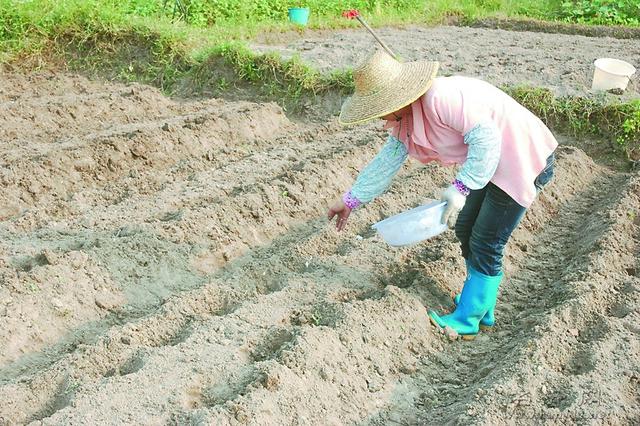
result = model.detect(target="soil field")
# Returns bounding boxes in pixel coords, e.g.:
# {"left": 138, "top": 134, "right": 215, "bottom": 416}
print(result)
{"left": 253, "top": 25, "right": 640, "bottom": 99}
{"left": 1, "top": 25, "right": 639, "bottom": 426}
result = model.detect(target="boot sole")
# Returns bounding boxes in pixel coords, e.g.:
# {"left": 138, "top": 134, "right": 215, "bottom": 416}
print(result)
{"left": 429, "top": 316, "right": 478, "bottom": 341}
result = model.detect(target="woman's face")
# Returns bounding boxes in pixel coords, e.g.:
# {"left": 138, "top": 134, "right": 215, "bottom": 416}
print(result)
{"left": 380, "top": 104, "right": 411, "bottom": 121}
{"left": 380, "top": 112, "right": 398, "bottom": 121}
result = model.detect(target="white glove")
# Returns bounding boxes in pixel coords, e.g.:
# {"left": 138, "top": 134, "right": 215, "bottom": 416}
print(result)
{"left": 441, "top": 185, "right": 467, "bottom": 227}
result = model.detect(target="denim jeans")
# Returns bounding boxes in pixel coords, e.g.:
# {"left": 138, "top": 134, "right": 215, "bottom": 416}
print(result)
{"left": 455, "top": 153, "right": 555, "bottom": 276}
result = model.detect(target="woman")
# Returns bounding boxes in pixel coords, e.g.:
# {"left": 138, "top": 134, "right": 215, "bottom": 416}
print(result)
{"left": 327, "top": 50, "right": 557, "bottom": 340}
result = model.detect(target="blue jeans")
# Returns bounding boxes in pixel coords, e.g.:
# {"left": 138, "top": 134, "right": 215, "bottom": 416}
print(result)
{"left": 455, "top": 154, "right": 555, "bottom": 276}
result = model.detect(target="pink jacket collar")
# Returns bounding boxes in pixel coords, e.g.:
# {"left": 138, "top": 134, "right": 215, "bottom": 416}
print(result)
{"left": 383, "top": 97, "right": 438, "bottom": 161}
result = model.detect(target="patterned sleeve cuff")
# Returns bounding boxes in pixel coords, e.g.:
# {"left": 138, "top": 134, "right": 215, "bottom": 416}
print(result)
{"left": 343, "top": 190, "right": 362, "bottom": 210}
{"left": 452, "top": 179, "right": 471, "bottom": 196}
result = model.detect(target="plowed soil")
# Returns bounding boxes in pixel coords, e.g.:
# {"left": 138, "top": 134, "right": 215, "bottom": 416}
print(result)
{"left": 1, "top": 25, "right": 639, "bottom": 426}
{"left": 253, "top": 25, "right": 640, "bottom": 99}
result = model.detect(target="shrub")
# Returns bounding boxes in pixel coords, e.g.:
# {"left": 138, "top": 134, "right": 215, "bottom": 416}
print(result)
{"left": 559, "top": 0, "right": 640, "bottom": 26}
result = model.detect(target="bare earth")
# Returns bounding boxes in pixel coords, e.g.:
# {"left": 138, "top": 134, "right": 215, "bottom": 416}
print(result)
{"left": 252, "top": 25, "right": 640, "bottom": 99}
{"left": 1, "top": 25, "right": 639, "bottom": 426}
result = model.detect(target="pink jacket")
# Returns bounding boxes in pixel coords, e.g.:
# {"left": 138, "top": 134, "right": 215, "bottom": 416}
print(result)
{"left": 387, "top": 76, "right": 558, "bottom": 207}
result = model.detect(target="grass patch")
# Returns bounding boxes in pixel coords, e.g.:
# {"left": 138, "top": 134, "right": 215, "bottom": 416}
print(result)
{"left": 199, "top": 42, "right": 353, "bottom": 94}
{"left": 506, "top": 87, "right": 640, "bottom": 163}
{"left": 193, "top": 45, "right": 639, "bottom": 163}
{"left": 2, "top": 1, "right": 638, "bottom": 61}
{"left": 559, "top": 0, "right": 640, "bottom": 26}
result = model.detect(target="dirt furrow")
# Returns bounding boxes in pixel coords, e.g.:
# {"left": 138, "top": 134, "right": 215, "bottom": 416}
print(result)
{"left": 0, "top": 78, "right": 179, "bottom": 144}
{"left": 0, "top": 100, "right": 293, "bottom": 216}
{"left": 463, "top": 173, "right": 639, "bottom": 425}
{"left": 2, "top": 61, "right": 638, "bottom": 425}
{"left": 0, "top": 146, "right": 620, "bottom": 425}
{"left": 364, "top": 149, "right": 638, "bottom": 424}
{"left": 0, "top": 113, "right": 390, "bottom": 369}
{"left": 0, "top": 150, "right": 457, "bottom": 424}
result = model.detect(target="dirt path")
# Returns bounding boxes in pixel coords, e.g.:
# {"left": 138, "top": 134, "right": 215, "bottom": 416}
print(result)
{"left": 0, "top": 68, "right": 638, "bottom": 425}
{"left": 370, "top": 155, "right": 639, "bottom": 424}
{"left": 252, "top": 25, "right": 640, "bottom": 99}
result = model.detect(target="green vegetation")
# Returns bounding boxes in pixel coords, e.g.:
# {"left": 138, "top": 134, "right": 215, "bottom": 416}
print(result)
{"left": 205, "top": 43, "right": 352, "bottom": 94}
{"left": 2, "top": 1, "right": 638, "bottom": 61}
{"left": 505, "top": 87, "right": 640, "bottom": 161}
{"left": 618, "top": 103, "right": 640, "bottom": 152}
{"left": 559, "top": 0, "right": 640, "bottom": 26}
{"left": 3, "top": 0, "right": 638, "bottom": 59}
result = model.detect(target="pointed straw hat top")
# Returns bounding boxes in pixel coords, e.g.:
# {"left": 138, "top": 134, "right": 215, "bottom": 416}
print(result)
{"left": 339, "top": 50, "right": 439, "bottom": 125}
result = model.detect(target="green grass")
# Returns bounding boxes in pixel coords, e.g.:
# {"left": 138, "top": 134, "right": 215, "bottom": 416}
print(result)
{"left": 3, "top": 0, "right": 638, "bottom": 63}
{"left": 4, "top": 0, "right": 638, "bottom": 59}
{"left": 505, "top": 87, "right": 640, "bottom": 162}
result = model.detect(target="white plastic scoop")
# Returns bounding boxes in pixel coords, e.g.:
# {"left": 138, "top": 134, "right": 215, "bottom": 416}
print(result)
{"left": 372, "top": 200, "right": 448, "bottom": 247}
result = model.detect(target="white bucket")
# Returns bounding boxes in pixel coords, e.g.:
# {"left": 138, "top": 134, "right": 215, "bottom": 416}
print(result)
{"left": 591, "top": 58, "right": 636, "bottom": 91}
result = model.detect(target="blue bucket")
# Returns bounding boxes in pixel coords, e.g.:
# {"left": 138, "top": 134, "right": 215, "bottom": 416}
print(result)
{"left": 288, "top": 8, "right": 310, "bottom": 26}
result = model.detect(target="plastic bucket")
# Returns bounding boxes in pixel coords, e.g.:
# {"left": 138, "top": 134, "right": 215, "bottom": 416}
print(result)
{"left": 288, "top": 8, "right": 310, "bottom": 26}
{"left": 591, "top": 58, "right": 636, "bottom": 91}
{"left": 372, "top": 201, "right": 448, "bottom": 247}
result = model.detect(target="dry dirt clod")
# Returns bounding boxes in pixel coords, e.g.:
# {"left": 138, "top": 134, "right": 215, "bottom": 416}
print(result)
{"left": 94, "top": 293, "right": 119, "bottom": 311}
{"left": 443, "top": 326, "right": 459, "bottom": 341}
{"left": 366, "top": 378, "right": 383, "bottom": 393}
{"left": 41, "top": 249, "right": 59, "bottom": 265}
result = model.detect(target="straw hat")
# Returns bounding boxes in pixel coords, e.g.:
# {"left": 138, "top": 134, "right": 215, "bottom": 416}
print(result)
{"left": 339, "top": 50, "right": 439, "bottom": 125}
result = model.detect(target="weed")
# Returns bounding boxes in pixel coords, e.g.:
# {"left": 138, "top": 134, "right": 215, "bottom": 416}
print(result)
{"left": 216, "top": 77, "right": 229, "bottom": 91}
{"left": 26, "top": 282, "right": 39, "bottom": 293}
{"left": 505, "top": 87, "right": 640, "bottom": 161}
{"left": 617, "top": 103, "right": 640, "bottom": 147}
{"left": 559, "top": 0, "right": 640, "bottom": 26}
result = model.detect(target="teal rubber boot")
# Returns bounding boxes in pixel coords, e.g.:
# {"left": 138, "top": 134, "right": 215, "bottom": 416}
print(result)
{"left": 429, "top": 266, "right": 502, "bottom": 340}
{"left": 453, "top": 260, "right": 496, "bottom": 329}
{"left": 453, "top": 293, "right": 495, "bottom": 330}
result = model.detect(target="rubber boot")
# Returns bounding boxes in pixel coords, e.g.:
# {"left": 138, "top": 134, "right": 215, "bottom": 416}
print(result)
{"left": 453, "top": 260, "right": 496, "bottom": 330}
{"left": 453, "top": 293, "right": 495, "bottom": 330}
{"left": 429, "top": 266, "right": 502, "bottom": 340}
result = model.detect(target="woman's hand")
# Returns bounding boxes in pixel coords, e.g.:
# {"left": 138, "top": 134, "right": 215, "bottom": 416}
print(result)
{"left": 327, "top": 198, "right": 352, "bottom": 232}
{"left": 441, "top": 185, "right": 466, "bottom": 227}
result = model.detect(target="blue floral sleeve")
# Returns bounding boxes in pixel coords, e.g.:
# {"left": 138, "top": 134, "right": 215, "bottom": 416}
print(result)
{"left": 456, "top": 122, "right": 502, "bottom": 190}
{"left": 350, "top": 135, "right": 408, "bottom": 204}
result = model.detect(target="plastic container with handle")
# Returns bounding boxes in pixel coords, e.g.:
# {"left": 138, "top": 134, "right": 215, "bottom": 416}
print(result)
{"left": 591, "top": 58, "right": 636, "bottom": 91}
{"left": 372, "top": 200, "right": 448, "bottom": 247}
{"left": 288, "top": 8, "right": 310, "bottom": 26}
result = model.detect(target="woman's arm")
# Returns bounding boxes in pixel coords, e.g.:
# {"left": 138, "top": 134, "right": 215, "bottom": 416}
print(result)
{"left": 454, "top": 121, "right": 502, "bottom": 194}
{"left": 426, "top": 81, "right": 502, "bottom": 195}
{"left": 344, "top": 135, "right": 409, "bottom": 208}
{"left": 328, "top": 135, "right": 408, "bottom": 231}
{"left": 441, "top": 122, "right": 502, "bottom": 226}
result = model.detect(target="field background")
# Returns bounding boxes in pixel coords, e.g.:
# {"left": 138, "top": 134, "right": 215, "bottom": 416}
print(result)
{"left": 0, "top": 1, "right": 639, "bottom": 425}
